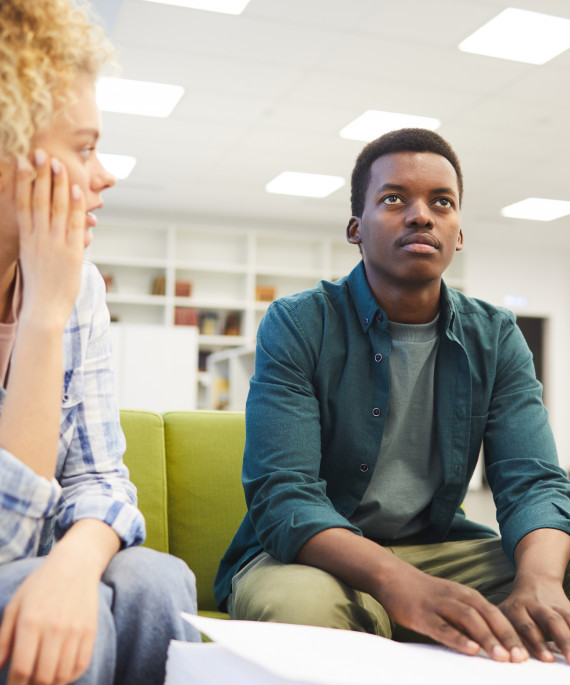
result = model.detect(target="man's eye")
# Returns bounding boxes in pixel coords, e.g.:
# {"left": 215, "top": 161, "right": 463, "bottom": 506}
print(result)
{"left": 436, "top": 198, "right": 453, "bottom": 208}
{"left": 383, "top": 195, "right": 402, "bottom": 205}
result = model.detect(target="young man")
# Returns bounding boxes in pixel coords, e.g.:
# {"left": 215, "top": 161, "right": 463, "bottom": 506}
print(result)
{"left": 215, "top": 128, "right": 570, "bottom": 664}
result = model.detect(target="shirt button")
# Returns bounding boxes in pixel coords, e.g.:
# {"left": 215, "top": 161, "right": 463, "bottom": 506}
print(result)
{"left": 376, "top": 312, "right": 384, "bottom": 322}
{"left": 62, "top": 394, "right": 70, "bottom": 402}
{"left": 360, "top": 464, "right": 369, "bottom": 473}
{"left": 374, "top": 353, "right": 383, "bottom": 362}
{"left": 372, "top": 407, "right": 381, "bottom": 417}
{"left": 363, "top": 317, "right": 369, "bottom": 325}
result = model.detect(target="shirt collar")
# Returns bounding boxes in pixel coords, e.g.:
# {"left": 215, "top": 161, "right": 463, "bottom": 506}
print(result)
{"left": 346, "top": 260, "right": 457, "bottom": 333}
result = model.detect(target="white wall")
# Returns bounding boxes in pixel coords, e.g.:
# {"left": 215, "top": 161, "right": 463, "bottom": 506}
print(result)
{"left": 464, "top": 235, "right": 570, "bottom": 472}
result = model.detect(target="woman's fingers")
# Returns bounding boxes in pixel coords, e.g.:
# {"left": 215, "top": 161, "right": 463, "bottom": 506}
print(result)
{"left": 67, "top": 183, "right": 85, "bottom": 246}
{"left": 15, "top": 157, "right": 35, "bottom": 240}
{"left": 31, "top": 148, "right": 52, "bottom": 236}
{"left": 50, "top": 157, "right": 70, "bottom": 240}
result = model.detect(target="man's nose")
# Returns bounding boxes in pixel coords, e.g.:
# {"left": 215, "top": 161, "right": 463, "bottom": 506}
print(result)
{"left": 405, "top": 201, "right": 433, "bottom": 228}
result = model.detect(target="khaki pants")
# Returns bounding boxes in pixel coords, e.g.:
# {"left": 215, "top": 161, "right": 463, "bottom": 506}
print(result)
{"left": 228, "top": 538, "right": 570, "bottom": 642}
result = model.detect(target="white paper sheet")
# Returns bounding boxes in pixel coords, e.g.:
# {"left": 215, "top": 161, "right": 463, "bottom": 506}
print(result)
{"left": 165, "top": 613, "right": 569, "bottom": 685}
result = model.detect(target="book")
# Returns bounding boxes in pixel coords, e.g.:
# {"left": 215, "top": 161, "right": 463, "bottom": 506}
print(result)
{"left": 164, "top": 614, "right": 569, "bottom": 685}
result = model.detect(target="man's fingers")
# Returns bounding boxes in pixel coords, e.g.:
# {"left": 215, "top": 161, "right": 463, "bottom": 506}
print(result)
{"left": 522, "top": 608, "right": 570, "bottom": 662}
{"left": 440, "top": 596, "right": 528, "bottom": 662}
{"left": 431, "top": 617, "right": 481, "bottom": 657}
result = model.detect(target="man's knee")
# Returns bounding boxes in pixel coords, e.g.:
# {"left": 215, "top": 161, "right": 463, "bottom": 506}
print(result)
{"left": 232, "top": 556, "right": 390, "bottom": 635}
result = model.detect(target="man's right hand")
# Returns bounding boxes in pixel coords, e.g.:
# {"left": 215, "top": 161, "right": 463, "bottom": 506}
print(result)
{"left": 297, "top": 527, "right": 529, "bottom": 662}
{"left": 375, "top": 559, "right": 529, "bottom": 661}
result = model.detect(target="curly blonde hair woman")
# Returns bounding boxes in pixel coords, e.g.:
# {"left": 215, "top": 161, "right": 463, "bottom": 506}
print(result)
{"left": 0, "top": 2, "right": 199, "bottom": 684}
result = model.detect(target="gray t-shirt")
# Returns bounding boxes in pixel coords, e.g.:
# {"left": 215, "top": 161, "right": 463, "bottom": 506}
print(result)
{"left": 350, "top": 314, "right": 442, "bottom": 541}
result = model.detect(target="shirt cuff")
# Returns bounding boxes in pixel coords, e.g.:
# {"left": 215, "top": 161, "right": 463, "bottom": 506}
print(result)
{"left": 55, "top": 496, "right": 146, "bottom": 548}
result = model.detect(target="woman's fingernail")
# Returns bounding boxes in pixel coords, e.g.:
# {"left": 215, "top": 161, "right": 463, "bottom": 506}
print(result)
{"left": 51, "top": 158, "right": 61, "bottom": 174}
{"left": 17, "top": 156, "right": 28, "bottom": 172}
{"left": 35, "top": 148, "right": 46, "bottom": 166}
{"left": 71, "top": 184, "right": 81, "bottom": 201}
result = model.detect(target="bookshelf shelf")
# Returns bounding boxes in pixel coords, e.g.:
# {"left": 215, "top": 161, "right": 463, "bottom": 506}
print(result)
{"left": 87, "top": 217, "right": 465, "bottom": 408}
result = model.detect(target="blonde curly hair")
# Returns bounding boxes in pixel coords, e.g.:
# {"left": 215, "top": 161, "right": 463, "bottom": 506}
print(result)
{"left": 0, "top": 0, "right": 112, "bottom": 160}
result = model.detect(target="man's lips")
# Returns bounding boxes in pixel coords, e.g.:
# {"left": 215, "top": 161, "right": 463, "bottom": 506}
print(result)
{"left": 400, "top": 233, "right": 439, "bottom": 253}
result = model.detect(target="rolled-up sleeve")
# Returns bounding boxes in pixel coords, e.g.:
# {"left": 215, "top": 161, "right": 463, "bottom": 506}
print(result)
{"left": 0, "top": 447, "right": 62, "bottom": 561}
{"left": 484, "top": 314, "right": 570, "bottom": 560}
{"left": 53, "top": 264, "right": 145, "bottom": 548}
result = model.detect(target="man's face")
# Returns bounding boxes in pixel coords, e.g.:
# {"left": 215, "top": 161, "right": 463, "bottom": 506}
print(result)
{"left": 347, "top": 151, "right": 463, "bottom": 290}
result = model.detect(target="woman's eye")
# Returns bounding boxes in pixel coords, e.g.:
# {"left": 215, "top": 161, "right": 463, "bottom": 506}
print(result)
{"left": 383, "top": 194, "right": 402, "bottom": 205}
{"left": 79, "top": 147, "right": 95, "bottom": 159}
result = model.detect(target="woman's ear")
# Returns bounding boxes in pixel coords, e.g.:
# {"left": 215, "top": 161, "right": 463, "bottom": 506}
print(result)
{"left": 346, "top": 217, "right": 362, "bottom": 244}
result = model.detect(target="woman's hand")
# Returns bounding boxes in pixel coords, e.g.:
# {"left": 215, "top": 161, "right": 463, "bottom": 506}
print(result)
{"left": 16, "top": 149, "right": 86, "bottom": 331}
{"left": 0, "top": 556, "right": 99, "bottom": 685}
{"left": 0, "top": 521, "right": 120, "bottom": 684}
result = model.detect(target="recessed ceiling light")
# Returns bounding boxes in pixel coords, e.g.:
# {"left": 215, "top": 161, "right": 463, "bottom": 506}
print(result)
{"left": 96, "top": 77, "right": 184, "bottom": 118}
{"left": 340, "top": 111, "right": 441, "bottom": 142}
{"left": 265, "top": 172, "right": 345, "bottom": 199}
{"left": 458, "top": 8, "right": 570, "bottom": 65}
{"left": 501, "top": 198, "right": 570, "bottom": 221}
{"left": 98, "top": 153, "right": 137, "bottom": 180}
{"left": 139, "top": 0, "right": 251, "bottom": 14}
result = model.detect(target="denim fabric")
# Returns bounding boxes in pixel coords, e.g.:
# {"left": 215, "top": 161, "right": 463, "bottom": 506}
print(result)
{"left": 0, "top": 547, "right": 200, "bottom": 685}
{"left": 0, "top": 262, "right": 145, "bottom": 563}
{"left": 215, "top": 261, "right": 570, "bottom": 610}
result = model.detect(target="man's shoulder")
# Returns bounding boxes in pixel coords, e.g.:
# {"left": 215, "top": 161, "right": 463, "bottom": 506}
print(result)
{"left": 270, "top": 276, "right": 351, "bottom": 318}
{"left": 446, "top": 286, "right": 516, "bottom": 328}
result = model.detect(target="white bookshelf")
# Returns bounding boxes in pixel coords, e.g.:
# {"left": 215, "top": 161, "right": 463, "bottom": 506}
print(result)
{"left": 87, "top": 217, "right": 465, "bottom": 408}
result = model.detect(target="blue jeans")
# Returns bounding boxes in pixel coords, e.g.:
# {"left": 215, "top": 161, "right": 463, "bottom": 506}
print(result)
{"left": 0, "top": 547, "right": 200, "bottom": 684}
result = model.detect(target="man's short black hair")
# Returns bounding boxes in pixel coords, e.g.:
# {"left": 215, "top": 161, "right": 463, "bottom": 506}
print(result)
{"left": 350, "top": 128, "right": 463, "bottom": 217}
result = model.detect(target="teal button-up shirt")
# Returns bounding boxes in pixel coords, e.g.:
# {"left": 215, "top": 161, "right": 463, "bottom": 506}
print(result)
{"left": 214, "top": 262, "right": 570, "bottom": 609}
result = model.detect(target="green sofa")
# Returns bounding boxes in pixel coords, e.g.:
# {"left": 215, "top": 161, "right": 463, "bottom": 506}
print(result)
{"left": 120, "top": 409, "right": 246, "bottom": 619}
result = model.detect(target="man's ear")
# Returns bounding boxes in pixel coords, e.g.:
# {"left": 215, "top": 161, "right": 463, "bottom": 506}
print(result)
{"left": 346, "top": 217, "right": 361, "bottom": 245}
{"left": 455, "top": 228, "right": 464, "bottom": 252}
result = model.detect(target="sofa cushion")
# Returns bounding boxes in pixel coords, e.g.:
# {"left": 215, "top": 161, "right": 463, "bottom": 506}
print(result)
{"left": 163, "top": 411, "right": 246, "bottom": 614}
{"left": 120, "top": 409, "right": 169, "bottom": 554}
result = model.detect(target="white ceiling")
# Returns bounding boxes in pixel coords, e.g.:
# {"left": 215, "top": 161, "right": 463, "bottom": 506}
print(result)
{"left": 94, "top": 0, "right": 570, "bottom": 248}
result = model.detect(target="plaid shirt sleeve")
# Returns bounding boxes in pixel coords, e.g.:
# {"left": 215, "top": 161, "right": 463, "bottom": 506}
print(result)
{"left": 52, "top": 262, "right": 145, "bottom": 547}
{"left": 0, "top": 263, "right": 145, "bottom": 563}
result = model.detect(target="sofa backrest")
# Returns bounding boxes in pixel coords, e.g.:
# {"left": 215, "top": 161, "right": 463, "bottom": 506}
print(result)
{"left": 121, "top": 409, "right": 169, "bottom": 554}
{"left": 120, "top": 409, "right": 247, "bottom": 614}
{"left": 163, "top": 411, "right": 247, "bottom": 613}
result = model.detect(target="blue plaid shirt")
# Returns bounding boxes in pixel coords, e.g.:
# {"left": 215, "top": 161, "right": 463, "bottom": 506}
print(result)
{"left": 0, "top": 262, "right": 145, "bottom": 562}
